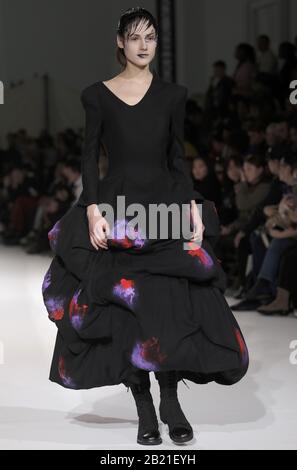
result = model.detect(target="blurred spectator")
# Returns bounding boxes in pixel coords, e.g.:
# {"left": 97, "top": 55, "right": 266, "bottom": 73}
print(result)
{"left": 205, "top": 60, "right": 234, "bottom": 122}
{"left": 256, "top": 34, "right": 278, "bottom": 75}
{"left": 62, "top": 159, "right": 83, "bottom": 205}
{"left": 233, "top": 43, "right": 258, "bottom": 97}
{"left": 192, "top": 156, "right": 222, "bottom": 208}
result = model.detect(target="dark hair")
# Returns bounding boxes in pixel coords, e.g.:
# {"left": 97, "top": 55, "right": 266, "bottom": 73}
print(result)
{"left": 273, "top": 114, "right": 288, "bottom": 124}
{"left": 193, "top": 155, "right": 212, "bottom": 170}
{"left": 228, "top": 154, "right": 243, "bottom": 168}
{"left": 266, "top": 142, "right": 291, "bottom": 161}
{"left": 258, "top": 34, "right": 270, "bottom": 43}
{"left": 54, "top": 182, "right": 72, "bottom": 194}
{"left": 213, "top": 60, "right": 226, "bottom": 69}
{"left": 247, "top": 120, "right": 265, "bottom": 133}
{"left": 185, "top": 99, "right": 203, "bottom": 116}
{"left": 63, "top": 158, "right": 81, "bottom": 173}
{"left": 244, "top": 153, "right": 266, "bottom": 168}
{"left": 279, "top": 41, "right": 296, "bottom": 60}
{"left": 289, "top": 119, "right": 297, "bottom": 131}
{"left": 280, "top": 149, "right": 297, "bottom": 167}
{"left": 228, "top": 129, "right": 250, "bottom": 154}
{"left": 116, "top": 7, "right": 158, "bottom": 68}
{"left": 236, "top": 43, "right": 256, "bottom": 64}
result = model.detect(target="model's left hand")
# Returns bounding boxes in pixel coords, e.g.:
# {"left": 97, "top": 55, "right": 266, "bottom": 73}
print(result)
{"left": 190, "top": 200, "right": 204, "bottom": 243}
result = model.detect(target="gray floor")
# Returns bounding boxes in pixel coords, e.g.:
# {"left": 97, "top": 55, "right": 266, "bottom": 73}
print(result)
{"left": 0, "top": 246, "right": 296, "bottom": 450}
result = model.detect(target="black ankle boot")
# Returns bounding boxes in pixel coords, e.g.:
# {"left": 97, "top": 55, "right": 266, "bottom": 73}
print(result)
{"left": 155, "top": 370, "right": 194, "bottom": 444}
{"left": 129, "top": 373, "right": 162, "bottom": 446}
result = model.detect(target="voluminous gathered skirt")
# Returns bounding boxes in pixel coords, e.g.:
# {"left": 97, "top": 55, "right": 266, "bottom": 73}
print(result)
{"left": 42, "top": 199, "right": 249, "bottom": 389}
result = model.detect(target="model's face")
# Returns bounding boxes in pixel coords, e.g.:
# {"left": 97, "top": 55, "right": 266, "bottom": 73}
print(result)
{"left": 117, "top": 22, "right": 157, "bottom": 67}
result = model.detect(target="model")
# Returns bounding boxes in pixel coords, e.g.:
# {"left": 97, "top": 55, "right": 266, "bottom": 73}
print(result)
{"left": 42, "top": 7, "right": 249, "bottom": 446}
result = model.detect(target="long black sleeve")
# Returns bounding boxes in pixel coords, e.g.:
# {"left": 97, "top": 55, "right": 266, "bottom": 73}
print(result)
{"left": 167, "top": 86, "right": 204, "bottom": 203}
{"left": 80, "top": 87, "right": 103, "bottom": 206}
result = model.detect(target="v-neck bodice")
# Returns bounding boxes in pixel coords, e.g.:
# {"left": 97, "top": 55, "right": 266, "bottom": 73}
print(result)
{"left": 100, "top": 70, "right": 156, "bottom": 108}
{"left": 77, "top": 70, "right": 204, "bottom": 209}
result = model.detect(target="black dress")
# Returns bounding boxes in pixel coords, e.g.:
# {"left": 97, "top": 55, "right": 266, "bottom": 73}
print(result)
{"left": 42, "top": 69, "right": 249, "bottom": 390}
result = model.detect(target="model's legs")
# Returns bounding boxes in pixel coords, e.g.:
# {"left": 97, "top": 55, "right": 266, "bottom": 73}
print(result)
{"left": 154, "top": 370, "right": 194, "bottom": 444}
{"left": 128, "top": 369, "right": 162, "bottom": 446}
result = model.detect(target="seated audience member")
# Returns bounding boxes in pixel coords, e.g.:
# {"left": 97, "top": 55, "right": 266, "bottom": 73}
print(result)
{"left": 247, "top": 121, "right": 267, "bottom": 156}
{"left": 215, "top": 156, "right": 240, "bottom": 226}
{"left": 61, "top": 159, "right": 83, "bottom": 205}
{"left": 256, "top": 34, "right": 278, "bottom": 75}
{"left": 220, "top": 153, "right": 271, "bottom": 290}
{"left": 232, "top": 152, "right": 297, "bottom": 310}
{"left": 232, "top": 144, "right": 285, "bottom": 296}
{"left": 1, "top": 165, "right": 40, "bottom": 244}
{"left": 204, "top": 60, "right": 235, "bottom": 122}
{"left": 192, "top": 156, "right": 222, "bottom": 208}
{"left": 233, "top": 43, "right": 258, "bottom": 97}
{"left": 265, "top": 123, "right": 278, "bottom": 148}
{"left": 26, "top": 183, "right": 73, "bottom": 254}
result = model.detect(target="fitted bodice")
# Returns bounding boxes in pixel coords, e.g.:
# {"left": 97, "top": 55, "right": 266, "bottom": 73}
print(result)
{"left": 77, "top": 69, "right": 204, "bottom": 209}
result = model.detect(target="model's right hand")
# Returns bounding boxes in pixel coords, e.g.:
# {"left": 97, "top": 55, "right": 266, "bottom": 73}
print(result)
{"left": 86, "top": 204, "right": 110, "bottom": 250}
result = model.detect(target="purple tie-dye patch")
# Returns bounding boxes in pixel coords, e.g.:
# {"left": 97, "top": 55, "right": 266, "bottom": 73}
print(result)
{"left": 42, "top": 267, "right": 51, "bottom": 294}
{"left": 109, "top": 218, "right": 147, "bottom": 249}
{"left": 48, "top": 219, "right": 61, "bottom": 251}
{"left": 131, "top": 336, "right": 167, "bottom": 371}
{"left": 69, "top": 288, "right": 88, "bottom": 330}
{"left": 234, "top": 327, "right": 249, "bottom": 367}
{"left": 186, "top": 241, "right": 214, "bottom": 268}
{"left": 58, "top": 356, "right": 76, "bottom": 388}
{"left": 44, "top": 296, "right": 64, "bottom": 321}
{"left": 113, "top": 278, "right": 138, "bottom": 308}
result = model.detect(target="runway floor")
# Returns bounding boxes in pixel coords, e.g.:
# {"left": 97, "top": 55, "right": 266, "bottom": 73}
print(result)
{"left": 0, "top": 246, "right": 296, "bottom": 450}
